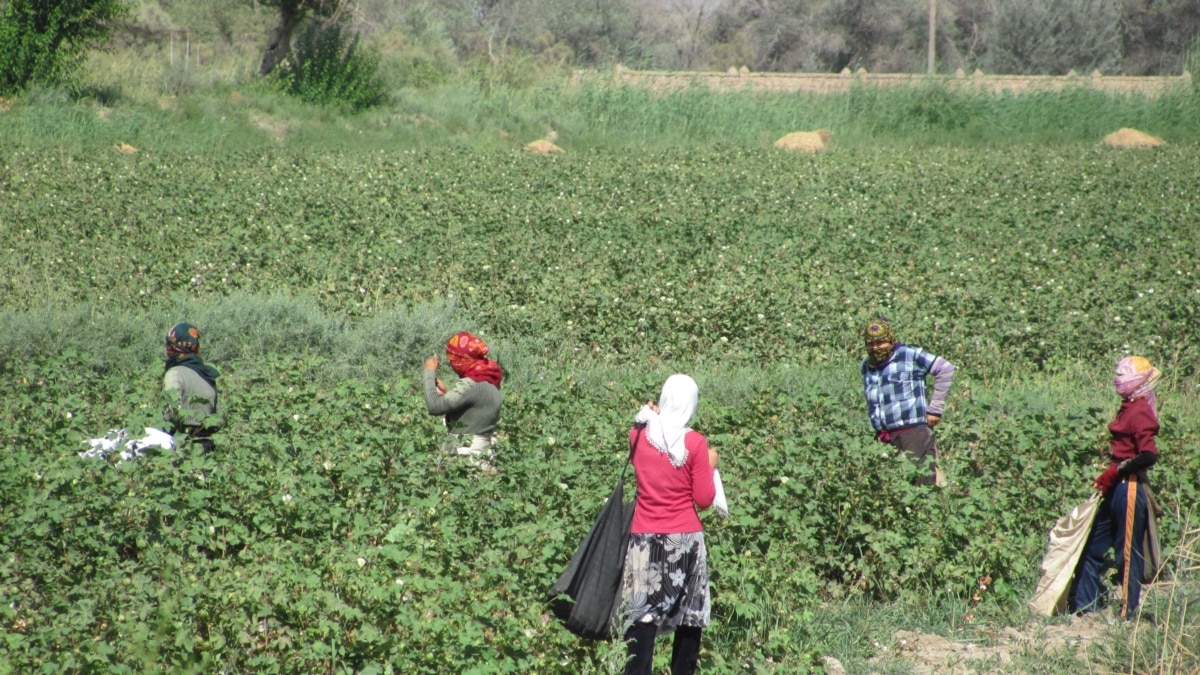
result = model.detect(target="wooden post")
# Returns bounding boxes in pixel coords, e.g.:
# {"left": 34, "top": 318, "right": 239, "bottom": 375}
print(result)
{"left": 927, "top": 0, "right": 937, "bottom": 74}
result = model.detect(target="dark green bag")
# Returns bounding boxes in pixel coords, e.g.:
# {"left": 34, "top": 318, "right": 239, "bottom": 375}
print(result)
{"left": 546, "top": 430, "right": 639, "bottom": 640}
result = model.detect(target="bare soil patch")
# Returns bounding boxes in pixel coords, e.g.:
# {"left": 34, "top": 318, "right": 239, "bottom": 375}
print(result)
{"left": 586, "top": 68, "right": 1190, "bottom": 98}
{"left": 250, "top": 112, "right": 293, "bottom": 142}
{"left": 871, "top": 615, "right": 1121, "bottom": 673}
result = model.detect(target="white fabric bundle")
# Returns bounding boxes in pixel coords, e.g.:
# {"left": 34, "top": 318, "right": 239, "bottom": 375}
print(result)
{"left": 81, "top": 427, "right": 174, "bottom": 463}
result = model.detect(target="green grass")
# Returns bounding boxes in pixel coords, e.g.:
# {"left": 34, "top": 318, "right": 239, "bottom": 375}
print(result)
{"left": 1, "top": 46, "right": 1196, "bottom": 154}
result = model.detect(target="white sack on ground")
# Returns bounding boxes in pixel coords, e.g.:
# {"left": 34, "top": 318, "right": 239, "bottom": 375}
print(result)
{"left": 81, "top": 427, "right": 174, "bottom": 463}
{"left": 1028, "top": 493, "right": 1101, "bottom": 616}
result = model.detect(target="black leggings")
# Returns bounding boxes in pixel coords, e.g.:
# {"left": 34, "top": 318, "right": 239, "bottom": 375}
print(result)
{"left": 624, "top": 623, "right": 702, "bottom": 675}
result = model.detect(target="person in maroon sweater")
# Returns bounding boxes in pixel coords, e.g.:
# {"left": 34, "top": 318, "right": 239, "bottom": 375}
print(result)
{"left": 620, "top": 374, "right": 719, "bottom": 675}
{"left": 1070, "top": 356, "right": 1162, "bottom": 619}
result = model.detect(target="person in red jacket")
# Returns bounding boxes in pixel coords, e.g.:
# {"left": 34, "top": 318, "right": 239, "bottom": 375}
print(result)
{"left": 1070, "top": 356, "right": 1162, "bottom": 619}
{"left": 620, "top": 374, "right": 719, "bottom": 675}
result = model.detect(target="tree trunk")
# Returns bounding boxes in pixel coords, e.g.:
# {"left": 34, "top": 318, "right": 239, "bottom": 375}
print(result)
{"left": 259, "top": 4, "right": 302, "bottom": 76}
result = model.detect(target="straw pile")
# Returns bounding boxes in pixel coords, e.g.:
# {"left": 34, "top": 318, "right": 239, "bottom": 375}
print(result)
{"left": 774, "top": 129, "right": 830, "bottom": 152}
{"left": 1101, "top": 128, "right": 1164, "bottom": 148}
{"left": 525, "top": 139, "right": 564, "bottom": 154}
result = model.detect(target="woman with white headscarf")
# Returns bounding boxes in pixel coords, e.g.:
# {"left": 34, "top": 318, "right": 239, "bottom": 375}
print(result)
{"left": 620, "top": 374, "right": 719, "bottom": 675}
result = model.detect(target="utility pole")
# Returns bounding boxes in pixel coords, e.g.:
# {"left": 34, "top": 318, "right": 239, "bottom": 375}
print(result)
{"left": 927, "top": 0, "right": 937, "bottom": 74}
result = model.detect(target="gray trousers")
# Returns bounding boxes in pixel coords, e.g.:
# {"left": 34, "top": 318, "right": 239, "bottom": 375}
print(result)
{"left": 888, "top": 424, "right": 938, "bottom": 486}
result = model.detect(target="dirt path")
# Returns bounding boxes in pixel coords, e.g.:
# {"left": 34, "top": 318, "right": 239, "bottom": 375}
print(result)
{"left": 868, "top": 615, "right": 1118, "bottom": 673}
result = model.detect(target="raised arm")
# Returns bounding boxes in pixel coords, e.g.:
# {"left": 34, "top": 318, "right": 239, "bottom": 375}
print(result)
{"left": 423, "top": 369, "right": 474, "bottom": 416}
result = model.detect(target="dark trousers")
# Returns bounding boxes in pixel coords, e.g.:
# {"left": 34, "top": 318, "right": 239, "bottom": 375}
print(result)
{"left": 888, "top": 424, "right": 938, "bottom": 486}
{"left": 1070, "top": 477, "right": 1149, "bottom": 617}
{"left": 172, "top": 426, "right": 216, "bottom": 454}
{"left": 624, "top": 623, "right": 702, "bottom": 675}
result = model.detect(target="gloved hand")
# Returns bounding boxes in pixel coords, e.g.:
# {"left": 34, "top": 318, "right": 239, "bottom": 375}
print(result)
{"left": 1093, "top": 464, "right": 1121, "bottom": 493}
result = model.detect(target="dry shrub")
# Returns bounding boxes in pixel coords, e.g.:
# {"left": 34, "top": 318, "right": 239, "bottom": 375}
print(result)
{"left": 114, "top": 143, "right": 138, "bottom": 154}
{"left": 1102, "top": 128, "right": 1164, "bottom": 148}
{"left": 774, "top": 129, "right": 830, "bottom": 152}
{"left": 525, "top": 139, "right": 563, "bottom": 154}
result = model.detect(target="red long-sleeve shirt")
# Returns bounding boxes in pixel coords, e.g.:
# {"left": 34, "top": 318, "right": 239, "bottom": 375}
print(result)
{"left": 1108, "top": 398, "right": 1159, "bottom": 461}
{"left": 629, "top": 427, "right": 715, "bottom": 534}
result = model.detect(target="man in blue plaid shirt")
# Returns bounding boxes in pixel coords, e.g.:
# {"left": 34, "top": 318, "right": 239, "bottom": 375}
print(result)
{"left": 861, "top": 318, "right": 956, "bottom": 485}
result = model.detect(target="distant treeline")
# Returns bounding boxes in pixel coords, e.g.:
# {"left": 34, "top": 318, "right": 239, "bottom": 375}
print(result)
{"left": 123, "top": 0, "right": 1199, "bottom": 78}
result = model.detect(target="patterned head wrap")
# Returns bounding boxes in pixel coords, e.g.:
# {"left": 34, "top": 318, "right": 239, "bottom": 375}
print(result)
{"left": 864, "top": 318, "right": 897, "bottom": 366}
{"left": 1115, "top": 356, "right": 1161, "bottom": 418}
{"left": 445, "top": 331, "right": 503, "bottom": 388}
{"left": 166, "top": 322, "right": 202, "bottom": 357}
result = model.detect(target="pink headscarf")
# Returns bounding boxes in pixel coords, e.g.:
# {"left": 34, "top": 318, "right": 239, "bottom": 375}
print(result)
{"left": 1115, "top": 356, "right": 1161, "bottom": 420}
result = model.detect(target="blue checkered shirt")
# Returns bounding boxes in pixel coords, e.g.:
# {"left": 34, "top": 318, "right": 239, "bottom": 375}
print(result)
{"left": 861, "top": 345, "right": 941, "bottom": 432}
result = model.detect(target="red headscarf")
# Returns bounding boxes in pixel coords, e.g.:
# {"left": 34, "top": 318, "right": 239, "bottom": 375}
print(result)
{"left": 446, "top": 331, "right": 503, "bottom": 388}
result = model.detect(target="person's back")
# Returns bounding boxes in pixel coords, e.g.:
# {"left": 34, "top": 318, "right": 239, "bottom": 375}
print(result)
{"left": 162, "top": 322, "right": 221, "bottom": 453}
{"left": 422, "top": 331, "right": 504, "bottom": 471}
{"left": 630, "top": 427, "right": 713, "bottom": 535}
{"left": 163, "top": 365, "right": 218, "bottom": 424}
{"left": 424, "top": 376, "right": 503, "bottom": 436}
{"left": 620, "top": 374, "right": 718, "bottom": 675}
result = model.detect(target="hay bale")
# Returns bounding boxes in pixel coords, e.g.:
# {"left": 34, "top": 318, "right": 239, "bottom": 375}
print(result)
{"left": 773, "top": 129, "right": 830, "bottom": 153}
{"left": 1102, "top": 128, "right": 1164, "bottom": 148}
{"left": 114, "top": 143, "right": 139, "bottom": 154}
{"left": 525, "top": 139, "right": 564, "bottom": 154}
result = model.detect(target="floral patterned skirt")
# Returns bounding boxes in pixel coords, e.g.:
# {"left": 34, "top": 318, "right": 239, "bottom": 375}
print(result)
{"left": 620, "top": 532, "right": 710, "bottom": 633}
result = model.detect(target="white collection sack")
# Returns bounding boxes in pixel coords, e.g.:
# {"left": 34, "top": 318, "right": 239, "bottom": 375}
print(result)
{"left": 80, "top": 427, "right": 174, "bottom": 463}
{"left": 1028, "top": 493, "right": 1101, "bottom": 616}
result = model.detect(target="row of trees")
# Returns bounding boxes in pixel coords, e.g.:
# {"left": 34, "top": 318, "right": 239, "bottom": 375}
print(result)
{"left": 358, "top": 0, "right": 1197, "bottom": 76}
{"left": 2, "top": 0, "right": 1197, "bottom": 99}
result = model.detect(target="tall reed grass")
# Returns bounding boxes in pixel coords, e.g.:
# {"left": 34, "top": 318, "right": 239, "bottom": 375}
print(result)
{"left": 2, "top": 47, "right": 1195, "bottom": 153}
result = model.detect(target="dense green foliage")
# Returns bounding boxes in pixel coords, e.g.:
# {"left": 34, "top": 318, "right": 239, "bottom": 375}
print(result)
{"left": 0, "top": 0, "right": 129, "bottom": 94}
{"left": 273, "top": 19, "right": 386, "bottom": 110}
{"left": 1, "top": 144, "right": 1199, "bottom": 672}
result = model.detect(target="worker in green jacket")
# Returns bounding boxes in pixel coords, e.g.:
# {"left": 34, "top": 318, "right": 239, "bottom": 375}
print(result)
{"left": 163, "top": 322, "right": 221, "bottom": 453}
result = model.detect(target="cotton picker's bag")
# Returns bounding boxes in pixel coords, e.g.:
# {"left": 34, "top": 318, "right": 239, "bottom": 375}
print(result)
{"left": 1028, "top": 493, "right": 1101, "bottom": 616}
{"left": 545, "top": 431, "right": 639, "bottom": 641}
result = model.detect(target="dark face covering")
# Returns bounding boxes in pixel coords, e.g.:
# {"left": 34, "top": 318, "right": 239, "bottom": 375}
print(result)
{"left": 864, "top": 319, "right": 897, "bottom": 366}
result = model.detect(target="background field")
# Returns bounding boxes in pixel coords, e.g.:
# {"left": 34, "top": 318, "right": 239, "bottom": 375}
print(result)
{"left": 2, "top": 122, "right": 1200, "bottom": 673}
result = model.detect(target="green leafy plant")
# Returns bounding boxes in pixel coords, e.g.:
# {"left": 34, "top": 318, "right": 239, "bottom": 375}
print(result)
{"left": 1, "top": 141, "right": 1199, "bottom": 672}
{"left": 0, "top": 0, "right": 129, "bottom": 94}
{"left": 273, "top": 18, "right": 386, "bottom": 110}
